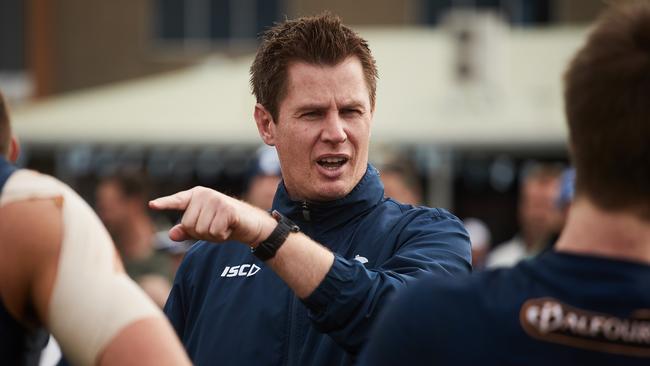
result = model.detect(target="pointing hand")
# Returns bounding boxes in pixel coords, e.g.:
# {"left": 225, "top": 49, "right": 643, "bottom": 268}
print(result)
{"left": 149, "top": 186, "right": 275, "bottom": 246}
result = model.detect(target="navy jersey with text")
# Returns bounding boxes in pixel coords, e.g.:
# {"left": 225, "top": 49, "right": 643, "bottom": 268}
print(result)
{"left": 361, "top": 251, "right": 650, "bottom": 365}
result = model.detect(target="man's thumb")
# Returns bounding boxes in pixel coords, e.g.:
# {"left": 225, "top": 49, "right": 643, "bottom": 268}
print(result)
{"left": 168, "top": 224, "right": 191, "bottom": 242}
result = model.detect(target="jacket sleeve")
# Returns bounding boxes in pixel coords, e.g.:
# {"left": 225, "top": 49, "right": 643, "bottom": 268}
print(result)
{"left": 301, "top": 209, "right": 472, "bottom": 356}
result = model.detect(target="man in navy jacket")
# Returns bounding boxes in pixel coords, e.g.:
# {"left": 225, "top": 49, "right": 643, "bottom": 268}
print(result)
{"left": 151, "top": 13, "right": 472, "bottom": 365}
{"left": 360, "top": 2, "right": 650, "bottom": 365}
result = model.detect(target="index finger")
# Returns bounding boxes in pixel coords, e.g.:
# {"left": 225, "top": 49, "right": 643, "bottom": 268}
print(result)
{"left": 149, "top": 190, "right": 193, "bottom": 211}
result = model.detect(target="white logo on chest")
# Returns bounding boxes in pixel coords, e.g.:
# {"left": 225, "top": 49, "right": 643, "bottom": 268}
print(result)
{"left": 220, "top": 264, "right": 261, "bottom": 278}
{"left": 354, "top": 255, "right": 368, "bottom": 264}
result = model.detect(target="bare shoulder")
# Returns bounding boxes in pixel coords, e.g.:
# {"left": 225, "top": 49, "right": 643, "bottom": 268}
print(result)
{"left": 0, "top": 198, "right": 63, "bottom": 262}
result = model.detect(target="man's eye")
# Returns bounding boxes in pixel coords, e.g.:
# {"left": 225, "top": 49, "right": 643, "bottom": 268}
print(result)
{"left": 341, "top": 109, "right": 362, "bottom": 117}
{"left": 301, "top": 111, "right": 322, "bottom": 119}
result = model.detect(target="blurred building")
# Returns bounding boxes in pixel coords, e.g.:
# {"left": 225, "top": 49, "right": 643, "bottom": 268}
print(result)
{"left": 2, "top": 0, "right": 605, "bottom": 101}
{"left": 1, "top": 0, "right": 600, "bottom": 245}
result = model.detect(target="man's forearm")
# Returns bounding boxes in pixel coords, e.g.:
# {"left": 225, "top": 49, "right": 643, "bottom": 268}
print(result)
{"left": 150, "top": 187, "right": 336, "bottom": 299}
{"left": 267, "top": 232, "right": 335, "bottom": 299}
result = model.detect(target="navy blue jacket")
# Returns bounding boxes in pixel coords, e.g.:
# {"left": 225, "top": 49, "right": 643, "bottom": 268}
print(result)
{"left": 361, "top": 251, "right": 650, "bottom": 365}
{"left": 165, "top": 165, "right": 471, "bottom": 366}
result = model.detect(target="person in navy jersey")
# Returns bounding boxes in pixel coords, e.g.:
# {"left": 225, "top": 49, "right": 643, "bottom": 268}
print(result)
{"left": 150, "top": 13, "right": 472, "bottom": 366}
{"left": 361, "top": 2, "right": 650, "bottom": 365}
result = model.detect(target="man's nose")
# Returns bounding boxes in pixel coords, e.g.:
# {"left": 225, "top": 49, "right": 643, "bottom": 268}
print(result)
{"left": 321, "top": 113, "right": 347, "bottom": 144}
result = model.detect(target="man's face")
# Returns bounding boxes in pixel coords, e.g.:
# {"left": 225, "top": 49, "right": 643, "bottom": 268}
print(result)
{"left": 519, "top": 176, "right": 563, "bottom": 237}
{"left": 257, "top": 57, "right": 373, "bottom": 202}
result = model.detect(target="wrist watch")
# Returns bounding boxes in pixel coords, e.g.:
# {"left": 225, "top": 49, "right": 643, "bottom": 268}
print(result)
{"left": 252, "top": 210, "right": 300, "bottom": 261}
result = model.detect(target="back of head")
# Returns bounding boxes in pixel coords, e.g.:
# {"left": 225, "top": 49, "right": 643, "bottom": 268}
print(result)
{"left": 250, "top": 12, "right": 378, "bottom": 120}
{"left": 0, "top": 91, "right": 11, "bottom": 158}
{"left": 564, "top": 0, "right": 650, "bottom": 220}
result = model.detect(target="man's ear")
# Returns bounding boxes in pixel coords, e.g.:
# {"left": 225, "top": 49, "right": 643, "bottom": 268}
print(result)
{"left": 8, "top": 136, "right": 20, "bottom": 163}
{"left": 254, "top": 103, "right": 276, "bottom": 146}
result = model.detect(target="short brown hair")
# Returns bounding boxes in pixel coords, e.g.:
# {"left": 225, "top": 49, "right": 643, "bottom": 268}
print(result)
{"left": 564, "top": 1, "right": 650, "bottom": 219}
{"left": 0, "top": 91, "right": 11, "bottom": 157}
{"left": 250, "top": 13, "right": 378, "bottom": 120}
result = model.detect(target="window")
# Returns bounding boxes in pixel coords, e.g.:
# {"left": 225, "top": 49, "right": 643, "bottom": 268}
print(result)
{"left": 0, "top": 0, "right": 31, "bottom": 101}
{"left": 421, "top": 0, "right": 551, "bottom": 26}
{"left": 155, "top": 0, "right": 284, "bottom": 48}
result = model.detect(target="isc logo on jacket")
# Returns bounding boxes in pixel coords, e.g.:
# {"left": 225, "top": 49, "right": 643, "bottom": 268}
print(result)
{"left": 220, "top": 264, "right": 261, "bottom": 278}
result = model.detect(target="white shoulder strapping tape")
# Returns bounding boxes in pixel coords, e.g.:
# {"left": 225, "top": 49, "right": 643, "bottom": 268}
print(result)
{"left": 2, "top": 170, "right": 161, "bottom": 365}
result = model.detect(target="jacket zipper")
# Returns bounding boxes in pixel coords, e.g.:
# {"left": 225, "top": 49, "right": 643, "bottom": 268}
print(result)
{"left": 286, "top": 202, "right": 312, "bottom": 366}
{"left": 284, "top": 290, "right": 296, "bottom": 366}
{"left": 286, "top": 295, "right": 300, "bottom": 366}
{"left": 301, "top": 201, "right": 311, "bottom": 222}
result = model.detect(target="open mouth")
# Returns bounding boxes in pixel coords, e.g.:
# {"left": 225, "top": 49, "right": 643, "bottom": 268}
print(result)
{"left": 317, "top": 156, "right": 349, "bottom": 170}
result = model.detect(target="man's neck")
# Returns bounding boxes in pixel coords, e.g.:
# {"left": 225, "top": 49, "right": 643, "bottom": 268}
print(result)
{"left": 555, "top": 198, "right": 650, "bottom": 265}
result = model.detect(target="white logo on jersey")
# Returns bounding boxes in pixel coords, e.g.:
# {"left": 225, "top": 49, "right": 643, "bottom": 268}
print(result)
{"left": 354, "top": 255, "right": 368, "bottom": 264}
{"left": 220, "top": 264, "right": 261, "bottom": 278}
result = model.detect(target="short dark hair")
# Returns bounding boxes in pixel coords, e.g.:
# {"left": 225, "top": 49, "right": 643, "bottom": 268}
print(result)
{"left": 564, "top": 1, "right": 650, "bottom": 219}
{"left": 519, "top": 162, "right": 564, "bottom": 190}
{"left": 250, "top": 12, "right": 378, "bottom": 121}
{"left": 0, "top": 91, "right": 11, "bottom": 157}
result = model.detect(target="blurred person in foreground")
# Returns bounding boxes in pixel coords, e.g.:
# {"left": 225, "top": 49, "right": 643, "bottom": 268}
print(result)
{"left": 151, "top": 13, "right": 471, "bottom": 365}
{"left": 0, "top": 92, "right": 190, "bottom": 365}
{"left": 486, "top": 163, "right": 565, "bottom": 268}
{"left": 153, "top": 232, "right": 194, "bottom": 279}
{"left": 96, "top": 172, "right": 174, "bottom": 307}
{"left": 361, "top": 2, "right": 650, "bottom": 364}
{"left": 243, "top": 145, "right": 282, "bottom": 211}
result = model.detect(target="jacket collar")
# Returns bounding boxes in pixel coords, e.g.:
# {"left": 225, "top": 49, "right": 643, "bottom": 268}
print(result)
{"left": 272, "top": 164, "right": 384, "bottom": 229}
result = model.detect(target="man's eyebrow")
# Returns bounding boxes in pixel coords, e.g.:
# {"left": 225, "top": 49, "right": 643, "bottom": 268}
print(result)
{"left": 293, "top": 101, "right": 367, "bottom": 114}
{"left": 339, "top": 101, "right": 366, "bottom": 110}
{"left": 294, "top": 104, "right": 329, "bottom": 114}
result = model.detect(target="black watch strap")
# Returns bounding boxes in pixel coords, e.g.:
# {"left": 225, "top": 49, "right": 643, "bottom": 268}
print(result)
{"left": 252, "top": 210, "right": 300, "bottom": 261}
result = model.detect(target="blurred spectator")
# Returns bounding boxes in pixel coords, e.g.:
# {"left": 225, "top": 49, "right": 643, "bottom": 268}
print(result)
{"left": 464, "top": 217, "right": 491, "bottom": 270}
{"left": 379, "top": 158, "right": 423, "bottom": 205}
{"left": 487, "top": 163, "right": 565, "bottom": 268}
{"left": 243, "top": 145, "right": 282, "bottom": 211}
{"left": 154, "top": 231, "right": 194, "bottom": 277}
{"left": 557, "top": 167, "right": 576, "bottom": 210}
{"left": 95, "top": 171, "right": 173, "bottom": 307}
